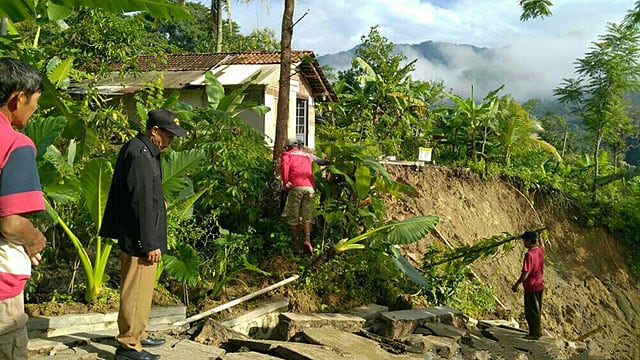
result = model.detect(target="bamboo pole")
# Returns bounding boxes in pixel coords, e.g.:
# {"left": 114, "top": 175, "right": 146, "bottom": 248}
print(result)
{"left": 173, "top": 275, "right": 299, "bottom": 327}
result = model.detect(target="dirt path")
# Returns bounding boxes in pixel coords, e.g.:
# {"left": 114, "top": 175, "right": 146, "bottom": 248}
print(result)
{"left": 384, "top": 164, "right": 640, "bottom": 359}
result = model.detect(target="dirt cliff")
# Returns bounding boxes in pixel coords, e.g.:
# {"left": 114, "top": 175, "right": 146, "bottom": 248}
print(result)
{"left": 384, "top": 164, "right": 640, "bottom": 359}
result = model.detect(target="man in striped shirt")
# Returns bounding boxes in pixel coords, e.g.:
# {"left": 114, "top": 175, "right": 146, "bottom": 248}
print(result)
{"left": 0, "top": 58, "right": 46, "bottom": 360}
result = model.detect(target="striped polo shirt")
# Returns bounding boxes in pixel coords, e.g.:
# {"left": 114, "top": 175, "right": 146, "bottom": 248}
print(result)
{"left": 0, "top": 112, "right": 45, "bottom": 300}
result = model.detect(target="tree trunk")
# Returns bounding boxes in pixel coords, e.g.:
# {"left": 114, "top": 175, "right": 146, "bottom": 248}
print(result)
{"left": 210, "top": 0, "right": 222, "bottom": 52}
{"left": 592, "top": 131, "right": 602, "bottom": 203}
{"left": 1, "top": 18, "right": 7, "bottom": 36}
{"left": 272, "top": 0, "right": 294, "bottom": 174}
{"left": 216, "top": 1, "right": 223, "bottom": 52}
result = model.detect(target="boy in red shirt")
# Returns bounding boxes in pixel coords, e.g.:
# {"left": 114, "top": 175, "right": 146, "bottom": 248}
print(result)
{"left": 512, "top": 230, "right": 544, "bottom": 339}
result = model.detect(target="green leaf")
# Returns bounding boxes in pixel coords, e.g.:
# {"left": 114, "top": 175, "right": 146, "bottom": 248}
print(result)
{"left": 205, "top": 72, "right": 224, "bottom": 108}
{"left": 163, "top": 243, "right": 200, "bottom": 287}
{"left": 519, "top": 0, "right": 553, "bottom": 21}
{"left": 0, "top": 0, "right": 36, "bottom": 22}
{"left": 161, "top": 149, "right": 206, "bottom": 200}
{"left": 49, "top": 0, "right": 192, "bottom": 20}
{"left": 24, "top": 116, "right": 66, "bottom": 161}
{"left": 42, "top": 178, "right": 81, "bottom": 204}
{"left": 80, "top": 158, "right": 113, "bottom": 233}
{"left": 46, "top": 56, "right": 74, "bottom": 89}
{"left": 40, "top": 161, "right": 81, "bottom": 204}
{"left": 242, "top": 256, "right": 271, "bottom": 277}
{"left": 47, "top": 2, "right": 72, "bottom": 21}
{"left": 354, "top": 166, "right": 372, "bottom": 200}
{"left": 168, "top": 187, "right": 208, "bottom": 221}
{"left": 389, "top": 247, "right": 430, "bottom": 289}
{"left": 339, "top": 216, "right": 440, "bottom": 251}
{"left": 135, "top": 103, "right": 147, "bottom": 132}
{"left": 0, "top": 0, "right": 192, "bottom": 23}
{"left": 80, "top": 127, "right": 97, "bottom": 159}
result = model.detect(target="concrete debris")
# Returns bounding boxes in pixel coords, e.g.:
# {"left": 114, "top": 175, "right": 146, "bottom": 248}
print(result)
{"left": 27, "top": 303, "right": 608, "bottom": 359}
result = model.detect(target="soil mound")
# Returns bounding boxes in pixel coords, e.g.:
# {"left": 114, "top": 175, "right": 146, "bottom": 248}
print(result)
{"left": 384, "top": 164, "right": 640, "bottom": 359}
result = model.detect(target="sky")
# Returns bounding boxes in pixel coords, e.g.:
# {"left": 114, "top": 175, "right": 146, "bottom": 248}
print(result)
{"left": 196, "top": 0, "right": 637, "bottom": 99}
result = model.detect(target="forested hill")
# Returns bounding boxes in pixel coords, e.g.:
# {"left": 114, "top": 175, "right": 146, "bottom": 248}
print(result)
{"left": 318, "top": 40, "right": 560, "bottom": 101}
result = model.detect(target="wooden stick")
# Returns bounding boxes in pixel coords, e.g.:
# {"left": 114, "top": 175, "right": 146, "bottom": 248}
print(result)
{"left": 574, "top": 325, "right": 604, "bottom": 342}
{"left": 173, "top": 275, "right": 300, "bottom": 327}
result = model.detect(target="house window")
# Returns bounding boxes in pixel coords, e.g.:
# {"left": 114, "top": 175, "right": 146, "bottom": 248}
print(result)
{"left": 296, "top": 98, "right": 308, "bottom": 145}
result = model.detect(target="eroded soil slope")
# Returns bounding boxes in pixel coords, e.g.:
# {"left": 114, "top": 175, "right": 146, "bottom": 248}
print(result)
{"left": 384, "top": 164, "right": 640, "bottom": 359}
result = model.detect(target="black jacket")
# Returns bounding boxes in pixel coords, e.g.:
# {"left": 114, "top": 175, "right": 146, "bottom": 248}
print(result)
{"left": 99, "top": 133, "right": 167, "bottom": 257}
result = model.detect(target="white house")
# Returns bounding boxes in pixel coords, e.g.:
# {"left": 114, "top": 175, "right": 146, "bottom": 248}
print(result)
{"left": 74, "top": 51, "right": 337, "bottom": 148}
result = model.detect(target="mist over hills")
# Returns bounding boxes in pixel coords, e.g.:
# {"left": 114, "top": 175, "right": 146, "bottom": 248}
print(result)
{"left": 317, "top": 40, "right": 568, "bottom": 102}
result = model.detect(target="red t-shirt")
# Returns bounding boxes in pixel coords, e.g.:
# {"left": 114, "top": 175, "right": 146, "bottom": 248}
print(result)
{"left": 281, "top": 148, "right": 315, "bottom": 188}
{"left": 522, "top": 246, "right": 544, "bottom": 292}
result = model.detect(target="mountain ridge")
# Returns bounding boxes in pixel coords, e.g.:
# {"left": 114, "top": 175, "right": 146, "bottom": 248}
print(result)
{"left": 317, "top": 40, "right": 558, "bottom": 101}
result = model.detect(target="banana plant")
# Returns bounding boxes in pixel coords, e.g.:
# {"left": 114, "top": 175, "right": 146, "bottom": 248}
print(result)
{"left": 446, "top": 85, "right": 503, "bottom": 161}
{"left": 335, "top": 216, "right": 440, "bottom": 288}
{"left": 29, "top": 111, "right": 112, "bottom": 303}
{"left": 43, "top": 158, "right": 114, "bottom": 303}
{"left": 316, "top": 141, "right": 414, "bottom": 240}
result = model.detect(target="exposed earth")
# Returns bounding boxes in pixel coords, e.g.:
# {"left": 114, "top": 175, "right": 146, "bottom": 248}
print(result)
{"left": 382, "top": 164, "right": 640, "bottom": 359}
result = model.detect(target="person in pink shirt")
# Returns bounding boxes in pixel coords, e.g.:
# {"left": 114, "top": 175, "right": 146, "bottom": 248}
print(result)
{"left": 512, "top": 230, "right": 545, "bottom": 339}
{"left": 0, "top": 58, "right": 46, "bottom": 360}
{"left": 280, "top": 139, "right": 328, "bottom": 254}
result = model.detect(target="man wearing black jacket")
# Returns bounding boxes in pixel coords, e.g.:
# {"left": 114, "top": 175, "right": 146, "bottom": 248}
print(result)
{"left": 100, "top": 109, "right": 186, "bottom": 360}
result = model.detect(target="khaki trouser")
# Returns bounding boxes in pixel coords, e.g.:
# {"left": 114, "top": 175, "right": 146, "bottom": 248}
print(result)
{"left": 0, "top": 292, "right": 28, "bottom": 360}
{"left": 117, "top": 253, "right": 157, "bottom": 352}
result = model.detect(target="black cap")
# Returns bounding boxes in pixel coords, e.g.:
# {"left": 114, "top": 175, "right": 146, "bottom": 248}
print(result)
{"left": 146, "top": 109, "right": 187, "bottom": 137}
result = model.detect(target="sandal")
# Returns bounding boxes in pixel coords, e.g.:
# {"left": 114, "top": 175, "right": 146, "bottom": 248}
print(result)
{"left": 302, "top": 242, "right": 314, "bottom": 254}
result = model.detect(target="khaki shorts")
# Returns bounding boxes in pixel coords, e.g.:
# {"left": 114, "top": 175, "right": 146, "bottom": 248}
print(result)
{"left": 0, "top": 293, "right": 28, "bottom": 360}
{"left": 283, "top": 187, "right": 316, "bottom": 225}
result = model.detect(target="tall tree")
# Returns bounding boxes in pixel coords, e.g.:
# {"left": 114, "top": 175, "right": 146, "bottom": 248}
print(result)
{"left": 554, "top": 22, "right": 640, "bottom": 201}
{"left": 210, "top": 1, "right": 269, "bottom": 52}
{"left": 32, "top": 8, "right": 179, "bottom": 73}
{"left": 272, "top": 0, "right": 294, "bottom": 172}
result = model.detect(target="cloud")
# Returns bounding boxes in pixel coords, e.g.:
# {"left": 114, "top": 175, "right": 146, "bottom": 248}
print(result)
{"left": 213, "top": 0, "right": 634, "bottom": 99}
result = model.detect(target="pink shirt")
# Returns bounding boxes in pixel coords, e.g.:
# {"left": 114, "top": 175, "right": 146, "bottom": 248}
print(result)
{"left": 281, "top": 148, "right": 316, "bottom": 188}
{"left": 522, "top": 246, "right": 544, "bottom": 292}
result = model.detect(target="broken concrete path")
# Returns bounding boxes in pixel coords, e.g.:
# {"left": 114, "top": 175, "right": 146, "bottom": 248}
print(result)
{"left": 29, "top": 333, "right": 226, "bottom": 360}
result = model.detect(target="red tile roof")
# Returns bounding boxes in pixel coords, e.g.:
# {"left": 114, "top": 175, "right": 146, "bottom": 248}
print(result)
{"left": 136, "top": 51, "right": 316, "bottom": 71}
{"left": 136, "top": 51, "right": 336, "bottom": 102}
